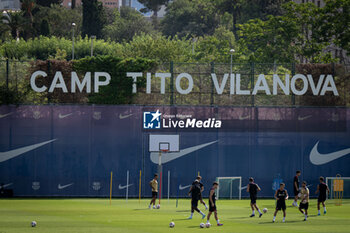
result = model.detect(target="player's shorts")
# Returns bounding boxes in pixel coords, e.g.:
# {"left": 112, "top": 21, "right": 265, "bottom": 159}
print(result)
{"left": 209, "top": 203, "right": 216, "bottom": 212}
{"left": 152, "top": 191, "right": 157, "bottom": 198}
{"left": 191, "top": 199, "right": 199, "bottom": 208}
{"left": 250, "top": 196, "right": 257, "bottom": 204}
{"left": 318, "top": 195, "right": 326, "bottom": 203}
{"left": 294, "top": 189, "right": 299, "bottom": 196}
{"left": 276, "top": 202, "right": 286, "bottom": 211}
{"left": 299, "top": 202, "right": 309, "bottom": 210}
{"left": 199, "top": 193, "right": 203, "bottom": 200}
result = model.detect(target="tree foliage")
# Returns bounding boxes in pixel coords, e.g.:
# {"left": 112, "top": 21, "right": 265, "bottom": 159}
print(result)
{"left": 161, "top": 0, "right": 225, "bottom": 38}
{"left": 33, "top": 5, "right": 82, "bottom": 39}
{"left": 35, "top": 0, "right": 63, "bottom": 7}
{"left": 238, "top": 2, "right": 340, "bottom": 63}
{"left": 82, "top": 0, "right": 106, "bottom": 38}
{"left": 1, "top": 12, "right": 25, "bottom": 40}
{"left": 102, "top": 7, "right": 154, "bottom": 42}
{"left": 73, "top": 55, "right": 156, "bottom": 104}
{"left": 314, "top": 0, "right": 350, "bottom": 55}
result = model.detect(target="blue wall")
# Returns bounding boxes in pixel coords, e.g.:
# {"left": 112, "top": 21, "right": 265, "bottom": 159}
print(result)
{"left": 0, "top": 105, "right": 349, "bottom": 198}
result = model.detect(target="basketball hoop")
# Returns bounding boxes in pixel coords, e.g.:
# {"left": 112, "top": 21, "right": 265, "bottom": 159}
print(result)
{"left": 160, "top": 149, "right": 169, "bottom": 153}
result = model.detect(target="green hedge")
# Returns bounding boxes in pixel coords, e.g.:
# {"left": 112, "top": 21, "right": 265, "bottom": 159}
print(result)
{"left": 73, "top": 55, "right": 156, "bottom": 104}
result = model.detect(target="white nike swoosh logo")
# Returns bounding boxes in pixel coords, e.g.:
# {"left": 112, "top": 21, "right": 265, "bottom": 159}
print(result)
{"left": 58, "top": 183, "right": 74, "bottom": 190}
{"left": 150, "top": 141, "right": 217, "bottom": 164}
{"left": 310, "top": 141, "right": 350, "bottom": 165}
{"left": 1, "top": 183, "right": 13, "bottom": 188}
{"left": 298, "top": 115, "right": 312, "bottom": 121}
{"left": 58, "top": 113, "right": 73, "bottom": 119}
{"left": 0, "top": 139, "right": 57, "bottom": 163}
{"left": 119, "top": 113, "right": 133, "bottom": 119}
{"left": 239, "top": 115, "right": 250, "bottom": 120}
{"left": 179, "top": 184, "right": 191, "bottom": 190}
{"left": 118, "top": 184, "right": 133, "bottom": 189}
{"left": 0, "top": 112, "right": 13, "bottom": 118}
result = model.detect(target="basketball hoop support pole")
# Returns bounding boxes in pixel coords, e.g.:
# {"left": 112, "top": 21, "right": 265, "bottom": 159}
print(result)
{"left": 158, "top": 151, "right": 162, "bottom": 205}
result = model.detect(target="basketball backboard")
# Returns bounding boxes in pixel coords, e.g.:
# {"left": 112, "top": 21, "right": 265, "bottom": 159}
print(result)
{"left": 149, "top": 134, "right": 180, "bottom": 152}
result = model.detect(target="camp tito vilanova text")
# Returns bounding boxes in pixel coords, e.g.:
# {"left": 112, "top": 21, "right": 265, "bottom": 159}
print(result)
{"left": 30, "top": 71, "right": 339, "bottom": 96}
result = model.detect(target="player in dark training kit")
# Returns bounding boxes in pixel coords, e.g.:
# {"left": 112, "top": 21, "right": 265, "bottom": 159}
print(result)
{"left": 273, "top": 183, "right": 289, "bottom": 223}
{"left": 246, "top": 177, "right": 263, "bottom": 217}
{"left": 188, "top": 180, "right": 206, "bottom": 219}
{"left": 293, "top": 170, "right": 301, "bottom": 207}
{"left": 206, "top": 182, "right": 223, "bottom": 226}
{"left": 315, "top": 176, "right": 330, "bottom": 215}
{"left": 194, "top": 176, "right": 208, "bottom": 210}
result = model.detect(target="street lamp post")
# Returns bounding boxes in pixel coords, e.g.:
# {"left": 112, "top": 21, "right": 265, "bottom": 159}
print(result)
{"left": 72, "top": 23, "right": 76, "bottom": 60}
{"left": 230, "top": 49, "right": 235, "bottom": 74}
{"left": 91, "top": 35, "right": 96, "bottom": 57}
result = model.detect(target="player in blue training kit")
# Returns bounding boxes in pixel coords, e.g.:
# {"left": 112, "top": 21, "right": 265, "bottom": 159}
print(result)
{"left": 188, "top": 180, "right": 206, "bottom": 219}
{"left": 315, "top": 176, "right": 330, "bottom": 215}
{"left": 273, "top": 183, "right": 289, "bottom": 223}
{"left": 247, "top": 177, "right": 263, "bottom": 217}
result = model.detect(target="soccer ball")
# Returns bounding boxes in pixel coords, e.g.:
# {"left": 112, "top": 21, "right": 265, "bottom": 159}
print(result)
{"left": 31, "top": 221, "right": 37, "bottom": 227}
{"left": 205, "top": 223, "right": 211, "bottom": 228}
{"left": 169, "top": 222, "right": 175, "bottom": 228}
{"left": 263, "top": 208, "right": 268, "bottom": 213}
{"left": 156, "top": 204, "right": 160, "bottom": 209}
{"left": 200, "top": 223, "right": 205, "bottom": 228}
{"left": 298, "top": 193, "right": 302, "bottom": 198}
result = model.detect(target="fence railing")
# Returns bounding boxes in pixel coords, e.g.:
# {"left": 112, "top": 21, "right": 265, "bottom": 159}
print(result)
{"left": 1, "top": 60, "right": 349, "bottom": 106}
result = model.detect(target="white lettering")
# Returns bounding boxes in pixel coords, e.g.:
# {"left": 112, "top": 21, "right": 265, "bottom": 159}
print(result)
{"left": 49, "top": 71, "right": 68, "bottom": 93}
{"left": 253, "top": 74, "right": 271, "bottom": 95}
{"left": 236, "top": 74, "right": 250, "bottom": 95}
{"left": 30, "top": 71, "right": 47, "bottom": 92}
{"left": 320, "top": 75, "right": 339, "bottom": 96}
{"left": 230, "top": 74, "right": 235, "bottom": 94}
{"left": 71, "top": 72, "right": 91, "bottom": 93}
{"left": 146, "top": 72, "right": 151, "bottom": 94}
{"left": 291, "top": 74, "right": 308, "bottom": 95}
{"left": 307, "top": 74, "right": 324, "bottom": 95}
{"left": 211, "top": 73, "right": 228, "bottom": 94}
{"left": 94, "top": 72, "right": 111, "bottom": 93}
{"left": 273, "top": 74, "right": 290, "bottom": 95}
{"left": 126, "top": 72, "right": 142, "bottom": 94}
{"left": 176, "top": 73, "right": 193, "bottom": 94}
{"left": 156, "top": 73, "right": 171, "bottom": 94}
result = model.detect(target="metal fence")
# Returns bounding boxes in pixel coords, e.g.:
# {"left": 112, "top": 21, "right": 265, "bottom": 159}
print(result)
{"left": 1, "top": 60, "right": 350, "bottom": 106}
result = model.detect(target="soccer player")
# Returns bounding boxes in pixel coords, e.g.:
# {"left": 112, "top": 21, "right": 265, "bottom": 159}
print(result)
{"left": 292, "top": 170, "right": 301, "bottom": 207}
{"left": 298, "top": 181, "right": 309, "bottom": 221}
{"left": 188, "top": 179, "right": 206, "bottom": 219}
{"left": 195, "top": 176, "right": 208, "bottom": 210}
{"left": 315, "top": 176, "right": 330, "bottom": 215}
{"left": 149, "top": 174, "right": 158, "bottom": 209}
{"left": 206, "top": 182, "right": 223, "bottom": 226}
{"left": 247, "top": 177, "right": 263, "bottom": 217}
{"left": 273, "top": 183, "right": 289, "bottom": 223}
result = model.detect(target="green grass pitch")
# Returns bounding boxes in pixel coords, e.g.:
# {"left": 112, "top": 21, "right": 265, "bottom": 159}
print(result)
{"left": 0, "top": 198, "right": 349, "bottom": 233}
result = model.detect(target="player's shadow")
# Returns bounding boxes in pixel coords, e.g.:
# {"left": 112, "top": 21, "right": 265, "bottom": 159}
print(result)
{"left": 176, "top": 210, "right": 189, "bottom": 212}
{"left": 258, "top": 222, "right": 274, "bottom": 224}
{"left": 174, "top": 218, "right": 191, "bottom": 221}
{"left": 229, "top": 216, "right": 248, "bottom": 219}
{"left": 259, "top": 220, "right": 300, "bottom": 224}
